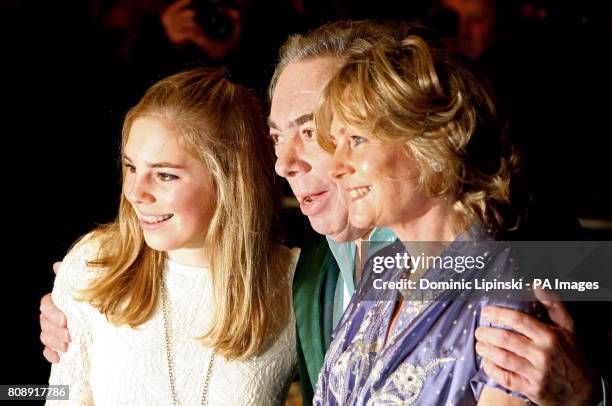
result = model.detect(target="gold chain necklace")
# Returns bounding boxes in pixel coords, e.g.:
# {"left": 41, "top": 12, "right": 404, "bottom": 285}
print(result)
{"left": 161, "top": 280, "right": 216, "bottom": 406}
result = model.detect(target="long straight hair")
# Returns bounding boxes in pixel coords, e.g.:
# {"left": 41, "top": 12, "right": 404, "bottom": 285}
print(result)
{"left": 78, "top": 68, "right": 290, "bottom": 360}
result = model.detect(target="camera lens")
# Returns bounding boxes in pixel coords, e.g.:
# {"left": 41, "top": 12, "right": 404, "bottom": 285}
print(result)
{"left": 192, "top": 0, "right": 236, "bottom": 42}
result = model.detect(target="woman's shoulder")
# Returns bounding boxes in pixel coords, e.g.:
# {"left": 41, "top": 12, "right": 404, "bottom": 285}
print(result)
{"left": 53, "top": 231, "right": 104, "bottom": 301}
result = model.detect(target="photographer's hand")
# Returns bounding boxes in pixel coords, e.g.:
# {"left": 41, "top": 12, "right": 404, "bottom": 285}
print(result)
{"left": 161, "top": 0, "right": 242, "bottom": 60}
{"left": 161, "top": 0, "right": 199, "bottom": 47}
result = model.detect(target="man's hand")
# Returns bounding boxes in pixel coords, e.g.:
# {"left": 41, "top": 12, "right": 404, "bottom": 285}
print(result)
{"left": 40, "top": 261, "right": 70, "bottom": 363}
{"left": 475, "top": 288, "right": 599, "bottom": 406}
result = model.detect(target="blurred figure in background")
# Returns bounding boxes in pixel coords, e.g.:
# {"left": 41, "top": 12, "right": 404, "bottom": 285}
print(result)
{"left": 90, "top": 0, "right": 249, "bottom": 95}
{"left": 427, "top": 0, "right": 498, "bottom": 59}
{"left": 422, "top": 0, "right": 612, "bottom": 235}
{"left": 423, "top": 0, "right": 612, "bottom": 390}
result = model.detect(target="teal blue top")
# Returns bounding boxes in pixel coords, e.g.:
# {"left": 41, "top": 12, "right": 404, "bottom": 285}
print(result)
{"left": 600, "top": 377, "right": 609, "bottom": 406}
{"left": 326, "top": 227, "right": 397, "bottom": 327}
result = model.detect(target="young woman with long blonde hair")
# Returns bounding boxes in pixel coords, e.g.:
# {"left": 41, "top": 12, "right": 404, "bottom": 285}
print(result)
{"left": 47, "top": 68, "right": 298, "bottom": 405}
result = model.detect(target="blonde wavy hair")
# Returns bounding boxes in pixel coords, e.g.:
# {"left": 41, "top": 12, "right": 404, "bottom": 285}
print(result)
{"left": 316, "top": 33, "right": 521, "bottom": 235}
{"left": 77, "top": 67, "right": 290, "bottom": 360}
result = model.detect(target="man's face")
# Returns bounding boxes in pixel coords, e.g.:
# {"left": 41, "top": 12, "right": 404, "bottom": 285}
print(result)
{"left": 441, "top": 0, "right": 496, "bottom": 59}
{"left": 269, "top": 56, "right": 365, "bottom": 242}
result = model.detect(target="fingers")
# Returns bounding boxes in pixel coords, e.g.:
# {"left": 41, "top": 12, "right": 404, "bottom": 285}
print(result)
{"left": 163, "top": 0, "right": 194, "bottom": 21}
{"left": 481, "top": 306, "right": 547, "bottom": 341}
{"left": 163, "top": 11, "right": 197, "bottom": 31}
{"left": 476, "top": 341, "right": 537, "bottom": 381}
{"left": 481, "top": 358, "right": 532, "bottom": 396}
{"left": 532, "top": 286, "right": 561, "bottom": 305}
{"left": 43, "top": 346, "right": 60, "bottom": 364}
{"left": 162, "top": 6, "right": 199, "bottom": 45}
{"left": 169, "top": 9, "right": 196, "bottom": 23}
{"left": 534, "top": 288, "right": 575, "bottom": 333}
{"left": 40, "top": 314, "right": 70, "bottom": 352}
{"left": 164, "top": 0, "right": 192, "bottom": 14}
{"left": 475, "top": 326, "right": 534, "bottom": 363}
{"left": 40, "top": 293, "right": 67, "bottom": 327}
{"left": 40, "top": 329, "right": 68, "bottom": 353}
{"left": 53, "top": 261, "right": 62, "bottom": 275}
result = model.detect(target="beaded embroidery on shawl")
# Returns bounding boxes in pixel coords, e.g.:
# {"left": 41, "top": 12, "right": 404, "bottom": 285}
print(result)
{"left": 318, "top": 298, "right": 455, "bottom": 405}
{"left": 323, "top": 308, "right": 383, "bottom": 403}
{"left": 365, "top": 357, "right": 456, "bottom": 406}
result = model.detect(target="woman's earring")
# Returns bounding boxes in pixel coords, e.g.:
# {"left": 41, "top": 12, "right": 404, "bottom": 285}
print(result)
{"left": 430, "top": 160, "right": 444, "bottom": 173}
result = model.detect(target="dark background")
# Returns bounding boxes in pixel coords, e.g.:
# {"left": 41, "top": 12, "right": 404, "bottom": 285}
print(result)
{"left": 2, "top": 0, "right": 611, "bottom": 397}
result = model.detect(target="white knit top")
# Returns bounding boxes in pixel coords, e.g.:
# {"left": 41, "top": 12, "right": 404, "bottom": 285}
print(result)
{"left": 47, "top": 237, "right": 299, "bottom": 405}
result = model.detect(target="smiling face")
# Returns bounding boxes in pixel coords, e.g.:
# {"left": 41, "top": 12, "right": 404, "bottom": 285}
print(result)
{"left": 269, "top": 56, "right": 367, "bottom": 242}
{"left": 329, "top": 116, "right": 435, "bottom": 235}
{"left": 122, "top": 117, "right": 215, "bottom": 262}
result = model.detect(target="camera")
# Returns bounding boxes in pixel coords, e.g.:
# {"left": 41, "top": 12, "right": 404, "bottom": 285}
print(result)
{"left": 191, "top": 0, "right": 239, "bottom": 42}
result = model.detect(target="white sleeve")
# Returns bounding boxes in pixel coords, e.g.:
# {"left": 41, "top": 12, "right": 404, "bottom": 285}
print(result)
{"left": 46, "top": 236, "right": 100, "bottom": 406}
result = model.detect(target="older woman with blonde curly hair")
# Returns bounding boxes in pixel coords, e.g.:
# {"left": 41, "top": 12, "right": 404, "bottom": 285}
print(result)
{"left": 313, "top": 28, "right": 545, "bottom": 405}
